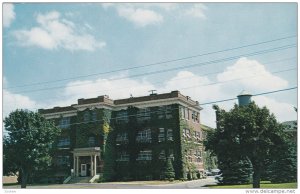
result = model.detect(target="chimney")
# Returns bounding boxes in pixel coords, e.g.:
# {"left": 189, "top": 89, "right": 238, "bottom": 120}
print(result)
{"left": 237, "top": 90, "right": 252, "bottom": 106}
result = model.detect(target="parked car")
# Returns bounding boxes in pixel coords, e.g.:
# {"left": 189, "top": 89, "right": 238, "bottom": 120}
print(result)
{"left": 211, "top": 169, "right": 221, "bottom": 176}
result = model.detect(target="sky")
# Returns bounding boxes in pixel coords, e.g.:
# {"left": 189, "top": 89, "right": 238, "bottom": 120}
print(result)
{"left": 2, "top": 3, "right": 298, "bottom": 128}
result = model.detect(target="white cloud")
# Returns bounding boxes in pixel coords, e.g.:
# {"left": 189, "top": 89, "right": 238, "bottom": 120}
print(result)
{"left": 102, "top": 3, "right": 207, "bottom": 27}
{"left": 184, "top": 4, "right": 207, "bottom": 19}
{"left": 13, "top": 11, "right": 105, "bottom": 51}
{"left": 254, "top": 96, "right": 297, "bottom": 122}
{"left": 3, "top": 90, "right": 38, "bottom": 118}
{"left": 3, "top": 3, "right": 16, "bottom": 28}
{"left": 217, "top": 57, "right": 288, "bottom": 92}
{"left": 3, "top": 62, "right": 295, "bottom": 128}
{"left": 116, "top": 6, "right": 163, "bottom": 27}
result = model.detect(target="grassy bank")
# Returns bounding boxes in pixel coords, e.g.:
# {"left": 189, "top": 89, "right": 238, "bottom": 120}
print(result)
{"left": 207, "top": 181, "right": 297, "bottom": 189}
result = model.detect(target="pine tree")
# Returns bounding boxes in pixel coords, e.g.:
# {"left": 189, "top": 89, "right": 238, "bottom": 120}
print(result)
{"left": 162, "top": 158, "right": 175, "bottom": 180}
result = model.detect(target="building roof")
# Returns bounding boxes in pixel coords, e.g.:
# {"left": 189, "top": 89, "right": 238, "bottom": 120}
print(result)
{"left": 282, "top": 120, "right": 297, "bottom": 131}
{"left": 39, "top": 90, "right": 202, "bottom": 115}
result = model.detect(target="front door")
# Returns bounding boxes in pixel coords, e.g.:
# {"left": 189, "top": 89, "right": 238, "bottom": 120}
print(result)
{"left": 81, "top": 164, "right": 87, "bottom": 176}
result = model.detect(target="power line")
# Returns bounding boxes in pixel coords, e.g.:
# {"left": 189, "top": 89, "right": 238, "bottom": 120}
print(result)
{"left": 199, "top": 87, "right": 297, "bottom": 105}
{"left": 11, "top": 44, "right": 297, "bottom": 94}
{"left": 8, "top": 65, "right": 296, "bottom": 116}
{"left": 4, "top": 86, "right": 297, "bottom": 134}
{"left": 5, "top": 35, "right": 296, "bottom": 89}
{"left": 14, "top": 56, "right": 297, "bottom": 102}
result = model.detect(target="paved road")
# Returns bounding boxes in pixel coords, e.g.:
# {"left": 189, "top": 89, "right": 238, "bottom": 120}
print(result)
{"left": 3, "top": 177, "right": 217, "bottom": 189}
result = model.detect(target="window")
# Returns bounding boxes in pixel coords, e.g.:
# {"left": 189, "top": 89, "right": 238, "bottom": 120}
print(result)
{"left": 136, "top": 129, "right": 152, "bottom": 143}
{"left": 169, "top": 149, "right": 174, "bottom": 160}
{"left": 59, "top": 117, "right": 70, "bottom": 129}
{"left": 116, "top": 110, "right": 129, "bottom": 123}
{"left": 136, "top": 150, "right": 152, "bottom": 161}
{"left": 181, "top": 107, "right": 185, "bottom": 119}
{"left": 57, "top": 155, "right": 70, "bottom": 165}
{"left": 158, "top": 128, "right": 165, "bottom": 142}
{"left": 184, "top": 108, "right": 189, "bottom": 120}
{"left": 88, "top": 136, "right": 96, "bottom": 147}
{"left": 137, "top": 108, "right": 151, "bottom": 121}
{"left": 117, "top": 151, "right": 129, "bottom": 161}
{"left": 192, "top": 111, "right": 199, "bottom": 122}
{"left": 92, "top": 111, "right": 97, "bottom": 121}
{"left": 116, "top": 132, "right": 128, "bottom": 143}
{"left": 159, "top": 150, "right": 166, "bottom": 160}
{"left": 83, "top": 112, "right": 90, "bottom": 122}
{"left": 158, "top": 106, "right": 173, "bottom": 119}
{"left": 167, "top": 129, "right": 173, "bottom": 141}
{"left": 57, "top": 137, "right": 70, "bottom": 147}
{"left": 195, "top": 150, "right": 202, "bottom": 163}
{"left": 183, "top": 128, "right": 191, "bottom": 138}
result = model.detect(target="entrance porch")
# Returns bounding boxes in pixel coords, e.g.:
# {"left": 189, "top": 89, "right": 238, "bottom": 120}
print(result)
{"left": 72, "top": 147, "right": 101, "bottom": 177}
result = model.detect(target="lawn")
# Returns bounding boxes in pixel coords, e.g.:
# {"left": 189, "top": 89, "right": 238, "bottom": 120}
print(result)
{"left": 207, "top": 181, "right": 297, "bottom": 189}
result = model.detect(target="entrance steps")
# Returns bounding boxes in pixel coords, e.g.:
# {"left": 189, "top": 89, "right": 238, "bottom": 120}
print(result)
{"left": 68, "top": 176, "right": 92, "bottom": 184}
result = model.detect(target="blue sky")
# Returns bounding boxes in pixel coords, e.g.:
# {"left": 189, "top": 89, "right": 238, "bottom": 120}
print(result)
{"left": 3, "top": 3, "right": 297, "bottom": 127}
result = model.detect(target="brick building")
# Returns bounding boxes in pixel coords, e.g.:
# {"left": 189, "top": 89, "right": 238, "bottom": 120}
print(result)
{"left": 39, "top": 90, "right": 205, "bottom": 182}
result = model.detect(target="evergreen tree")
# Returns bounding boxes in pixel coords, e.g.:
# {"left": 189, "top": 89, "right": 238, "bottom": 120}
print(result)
{"left": 268, "top": 141, "right": 297, "bottom": 183}
{"left": 162, "top": 158, "right": 175, "bottom": 180}
{"left": 217, "top": 156, "right": 252, "bottom": 185}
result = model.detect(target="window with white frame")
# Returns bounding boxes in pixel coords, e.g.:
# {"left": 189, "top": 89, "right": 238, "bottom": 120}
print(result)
{"left": 136, "top": 129, "right": 152, "bottom": 143}
{"left": 184, "top": 108, "right": 189, "bottom": 120}
{"left": 136, "top": 150, "right": 152, "bottom": 161}
{"left": 192, "top": 111, "right": 199, "bottom": 122}
{"left": 83, "top": 112, "right": 90, "bottom": 122}
{"left": 116, "top": 132, "right": 128, "bottom": 143}
{"left": 117, "top": 151, "right": 130, "bottom": 161}
{"left": 116, "top": 110, "right": 129, "bottom": 123}
{"left": 88, "top": 136, "right": 96, "bottom": 147}
{"left": 181, "top": 107, "right": 185, "bottom": 119}
{"left": 169, "top": 149, "right": 174, "bottom": 160}
{"left": 158, "top": 106, "right": 173, "bottom": 119}
{"left": 194, "top": 150, "right": 202, "bottom": 163}
{"left": 57, "top": 155, "right": 70, "bottom": 165}
{"left": 92, "top": 111, "right": 97, "bottom": 121}
{"left": 183, "top": 128, "right": 191, "bottom": 138}
{"left": 137, "top": 108, "right": 151, "bottom": 121}
{"left": 57, "top": 137, "right": 70, "bottom": 147}
{"left": 159, "top": 150, "right": 166, "bottom": 160}
{"left": 167, "top": 129, "right": 173, "bottom": 141}
{"left": 59, "top": 117, "right": 70, "bottom": 129}
{"left": 158, "top": 128, "right": 165, "bottom": 142}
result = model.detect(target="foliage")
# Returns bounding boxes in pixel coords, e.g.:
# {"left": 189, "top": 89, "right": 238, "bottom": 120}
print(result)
{"left": 217, "top": 156, "right": 252, "bottom": 185}
{"left": 102, "top": 129, "right": 116, "bottom": 181}
{"left": 162, "top": 158, "right": 175, "bottom": 180}
{"left": 205, "top": 102, "right": 287, "bottom": 188}
{"left": 268, "top": 140, "right": 297, "bottom": 183}
{"left": 3, "top": 109, "right": 61, "bottom": 188}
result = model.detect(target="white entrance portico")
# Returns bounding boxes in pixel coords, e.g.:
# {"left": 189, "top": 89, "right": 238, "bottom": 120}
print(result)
{"left": 72, "top": 147, "right": 101, "bottom": 177}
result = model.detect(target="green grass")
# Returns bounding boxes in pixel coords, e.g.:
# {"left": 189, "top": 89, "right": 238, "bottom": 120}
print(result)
{"left": 207, "top": 181, "right": 297, "bottom": 189}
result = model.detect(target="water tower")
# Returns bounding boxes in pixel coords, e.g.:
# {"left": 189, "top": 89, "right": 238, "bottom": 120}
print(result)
{"left": 237, "top": 90, "right": 252, "bottom": 106}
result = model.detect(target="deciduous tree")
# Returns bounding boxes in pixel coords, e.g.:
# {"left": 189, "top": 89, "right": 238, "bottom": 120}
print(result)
{"left": 3, "top": 109, "right": 60, "bottom": 188}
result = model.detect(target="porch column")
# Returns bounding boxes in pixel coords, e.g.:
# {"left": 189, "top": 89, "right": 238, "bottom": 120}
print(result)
{"left": 73, "top": 156, "right": 75, "bottom": 177}
{"left": 76, "top": 156, "right": 79, "bottom": 177}
{"left": 94, "top": 154, "right": 97, "bottom": 175}
{"left": 90, "top": 155, "right": 93, "bottom": 176}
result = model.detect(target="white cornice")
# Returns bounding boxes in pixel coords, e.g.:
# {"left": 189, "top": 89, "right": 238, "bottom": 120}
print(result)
{"left": 114, "top": 98, "right": 202, "bottom": 112}
{"left": 43, "top": 111, "right": 77, "bottom": 119}
{"left": 73, "top": 103, "right": 114, "bottom": 111}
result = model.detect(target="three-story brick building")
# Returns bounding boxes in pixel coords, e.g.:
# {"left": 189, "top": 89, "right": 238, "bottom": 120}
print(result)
{"left": 39, "top": 90, "right": 205, "bottom": 182}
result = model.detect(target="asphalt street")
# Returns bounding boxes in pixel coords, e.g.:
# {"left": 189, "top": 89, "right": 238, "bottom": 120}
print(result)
{"left": 3, "top": 176, "right": 217, "bottom": 189}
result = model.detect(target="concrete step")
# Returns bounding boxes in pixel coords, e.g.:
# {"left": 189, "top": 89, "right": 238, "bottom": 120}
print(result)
{"left": 68, "top": 176, "right": 92, "bottom": 184}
